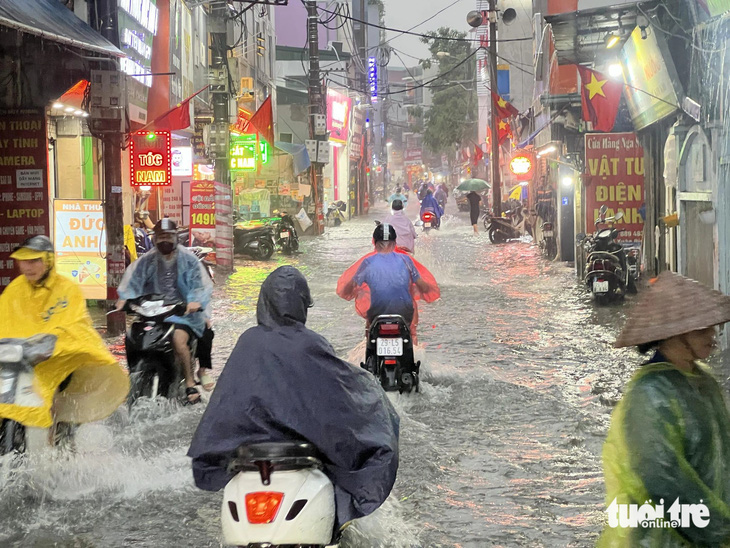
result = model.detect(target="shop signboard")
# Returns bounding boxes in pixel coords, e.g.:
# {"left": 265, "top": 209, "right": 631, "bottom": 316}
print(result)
{"left": 368, "top": 57, "right": 378, "bottom": 102}
{"left": 404, "top": 133, "right": 423, "bottom": 163}
{"left": 326, "top": 89, "right": 352, "bottom": 144}
{"left": 193, "top": 117, "right": 212, "bottom": 162}
{"left": 53, "top": 200, "right": 107, "bottom": 299}
{"left": 620, "top": 26, "right": 682, "bottom": 131}
{"left": 0, "top": 110, "right": 49, "bottom": 293}
{"left": 161, "top": 185, "right": 183, "bottom": 224}
{"left": 230, "top": 134, "right": 270, "bottom": 171}
{"left": 118, "top": 0, "right": 158, "bottom": 124}
{"left": 189, "top": 180, "right": 216, "bottom": 261}
{"left": 172, "top": 146, "right": 193, "bottom": 176}
{"left": 350, "top": 107, "right": 364, "bottom": 160}
{"left": 584, "top": 132, "right": 645, "bottom": 247}
{"left": 130, "top": 131, "right": 172, "bottom": 187}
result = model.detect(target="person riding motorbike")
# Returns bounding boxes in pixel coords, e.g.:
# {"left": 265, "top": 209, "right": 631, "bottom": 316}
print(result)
{"left": 382, "top": 199, "right": 417, "bottom": 254}
{"left": 188, "top": 266, "right": 399, "bottom": 535}
{"left": 0, "top": 236, "right": 129, "bottom": 444}
{"left": 420, "top": 189, "right": 444, "bottom": 227}
{"left": 337, "top": 224, "right": 440, "bottom": 344}
{"left": 387, "top": 187, "right": 408, "bottom": 209}
{"left": 434, "top": 185, "right": 447, "bottom": 211}
{"left": 116, "top": 218, "right": 213, "bottom": 403}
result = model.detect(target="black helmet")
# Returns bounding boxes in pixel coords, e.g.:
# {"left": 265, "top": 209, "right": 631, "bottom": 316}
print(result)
{"left": 373, "top": 222, "right": 397, "bottom": 243}
{"left": 10, "top": 235, "right": 54, "bottom": 260}
{"left": 391, "top": 199, "right": 404, "bottom": 211}
{"left": 153, "top": 218, "right": 178, "bottom": 235}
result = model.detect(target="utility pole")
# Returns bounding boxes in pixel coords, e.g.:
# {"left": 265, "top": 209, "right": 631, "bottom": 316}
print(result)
{"left": 307, "top": 0, "right": 325, "bottom": 234}
{"left": 487, "top": 0, "right": 502, "bottom": 217}
{"left": 210, "top": 3, "right": 229, "bottom": 202}
{"left": 359, "top": 0, "right": 368, "bottom": 216}
{"left": 98, "top": 0, "right": 125, "bottom": 335}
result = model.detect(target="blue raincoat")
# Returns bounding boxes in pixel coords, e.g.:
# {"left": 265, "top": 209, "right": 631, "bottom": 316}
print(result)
{"left": 188, "top": 266, "right": 400, "bottom": 530}
{"left": 420, "top": 193, "right": 443, "bottom": 220}
{"left": 117, "top": 246, "right": 212, "bottom": 337}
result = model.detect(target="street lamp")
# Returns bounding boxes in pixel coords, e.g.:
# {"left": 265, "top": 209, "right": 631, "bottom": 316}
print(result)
{"left": 436, "top": 51, "right": 451, "bottom": 58}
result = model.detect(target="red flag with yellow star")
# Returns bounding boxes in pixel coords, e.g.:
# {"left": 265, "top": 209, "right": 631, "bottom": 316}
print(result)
{"left": 492, "top": 91, "right": 519, "bottom": 119}
{"left": 577, "top": 66, "right": 623, "bottom": 132}
{"left": 497, "top": 119, "right": 512, "bottom": 145}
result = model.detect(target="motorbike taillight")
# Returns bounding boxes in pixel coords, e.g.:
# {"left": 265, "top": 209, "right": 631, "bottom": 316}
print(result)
{"left": 245, "top": 492, "right": 284, "bottom": 524}
{"left": 378, "top": 323, "right": 401, "bottom": 335}
{"left": 422, "top": 212, "right": 434, "bottom": 222}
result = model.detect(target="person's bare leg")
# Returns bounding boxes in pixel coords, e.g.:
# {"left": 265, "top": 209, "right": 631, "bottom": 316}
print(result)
{"left": 473, "top": 223, "right": 479, "bottom": 234}
{"left": 173, "top": 329, "right": 198, "bottom": 402}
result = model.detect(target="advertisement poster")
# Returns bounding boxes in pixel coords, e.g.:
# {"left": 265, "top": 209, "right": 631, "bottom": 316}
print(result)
{"left": 189, "top": 181, "right": 216, "bottom": 261}
{"left": 584, "top": 133, "right": 645, "bottom": 247}
{"left": 326, "top": 88, "right": 352, "bottom": 144}
{"left": 53, "top": 200, "right": 107, "bottom": 299}
{"left": 0, "top": 110, "right": 49, "bottom": 293}
{"left": 214, "top": 182, "right": 233, "bottom": 269}
{"left": 161, "top": 185, "right": 183, "bottom": 224}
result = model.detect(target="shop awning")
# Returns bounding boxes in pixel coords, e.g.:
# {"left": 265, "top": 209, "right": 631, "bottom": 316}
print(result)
{"left": 275, "top": 142, "right": 311, "bottom": 176}
{"left": 0, "top": 0, "right": 123, "bottom": 57}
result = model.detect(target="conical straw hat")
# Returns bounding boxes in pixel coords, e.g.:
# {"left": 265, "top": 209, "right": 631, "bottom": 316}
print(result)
{"left": 614, "top": 271, "right": 730, "bottom": 348}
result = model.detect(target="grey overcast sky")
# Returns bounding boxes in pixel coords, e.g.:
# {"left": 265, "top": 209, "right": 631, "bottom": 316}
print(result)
{"left": 381, "top": 0, "right": 473, "bottom": 66}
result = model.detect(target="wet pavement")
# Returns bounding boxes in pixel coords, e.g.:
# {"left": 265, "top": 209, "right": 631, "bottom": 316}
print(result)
{"left": 2, "top": 197, "right": 730, "bottom": 547}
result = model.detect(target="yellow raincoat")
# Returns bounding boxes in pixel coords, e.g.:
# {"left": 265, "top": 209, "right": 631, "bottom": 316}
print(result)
{"left": 0, "top": 268, "right": 129, "bottom": 428}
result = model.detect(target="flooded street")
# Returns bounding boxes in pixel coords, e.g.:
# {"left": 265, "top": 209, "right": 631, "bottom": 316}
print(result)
{"left": 2, "top": 199, "right": 729, "bottom": 548}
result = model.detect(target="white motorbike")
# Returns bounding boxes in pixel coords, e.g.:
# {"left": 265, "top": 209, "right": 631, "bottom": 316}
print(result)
{"left": 221, "top": 441, "right": 336, "bottom": 547}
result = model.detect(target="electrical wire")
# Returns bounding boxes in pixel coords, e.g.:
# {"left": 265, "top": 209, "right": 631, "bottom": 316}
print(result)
{"left": 306, "top": 1, "right": 533, "bottom": 45}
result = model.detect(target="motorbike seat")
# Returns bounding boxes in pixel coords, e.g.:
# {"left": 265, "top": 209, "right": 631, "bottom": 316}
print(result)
{"left": 229, "top": 442, "right": 323, "bottom": 479}
{"left": 237, "top": 442, "right": 318, "bottom": 460}
{"left": 235, "top": 225, "right": 269, "bottom": 233}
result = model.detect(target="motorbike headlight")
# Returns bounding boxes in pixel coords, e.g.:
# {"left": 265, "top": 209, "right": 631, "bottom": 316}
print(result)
{"left": 131, "top": 302, "right": 176, "bottom": 317}
{"left": 0, "top": 344, "right": 23, "bottom": 363}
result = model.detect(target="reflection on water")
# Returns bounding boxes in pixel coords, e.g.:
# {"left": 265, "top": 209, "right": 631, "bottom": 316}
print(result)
{"left": 2, "top": 201, "right": 730, "bottom": 547}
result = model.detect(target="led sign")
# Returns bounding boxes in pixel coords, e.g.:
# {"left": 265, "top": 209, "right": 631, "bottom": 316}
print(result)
{"left": 130, "top": 131, "right": 171, "bottom": 186}
{"left": 368, "top": 57, "right": 378, "bottom": 102}
{"left": 229, "top": 134, "right": 270, "bottom": 172}
{"left": 120, "top": 0, "right": 159, "bottom": 35}
{"left": 509, "top": 155, "right": 533, "bottom": 178}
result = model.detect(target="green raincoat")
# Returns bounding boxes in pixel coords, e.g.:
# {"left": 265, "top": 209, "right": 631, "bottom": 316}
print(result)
{"left": 600, "top": 361, "right": 730, "bottom": 547}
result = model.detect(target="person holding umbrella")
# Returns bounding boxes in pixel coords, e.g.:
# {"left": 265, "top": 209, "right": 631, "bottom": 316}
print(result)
{"left": 457, "top": 179, "right": 490, "bottom": 234}
{"left": 600, "top": 271, "right": 730, "bottom": 546}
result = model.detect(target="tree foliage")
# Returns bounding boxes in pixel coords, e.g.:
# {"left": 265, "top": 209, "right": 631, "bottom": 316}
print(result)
{"left": 418, "top": 28, "right": 477, "bottom": 158}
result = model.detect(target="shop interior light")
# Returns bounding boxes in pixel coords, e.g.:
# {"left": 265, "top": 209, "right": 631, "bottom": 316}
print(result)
{"left": 537, "top": 145, "right": 556, "bottom": 157}
{"left": 64, "top": 106, "right": 74, "bottom": 113}
{"left": 82, "top": 112, "right": 89, "bottom": 118}
{"left": 562, "top": 176, "right": 575, "bottom": 188}
{"left": 605, "top": 33, "right": 620, "bottom": 49}
{"left": 386, "top": 141, "right": 393, "bottom": 147}
{"left": 53, "top": 102, "right": 64, "bottom": 109}
{"left": 608, "top": 63, "right": 623, "bottom": 78}
{"left": 139, "top": 185, "right": 152, "bottom": 191}
{"left": 74, "top": 110, "right": 84, "bottom": 116}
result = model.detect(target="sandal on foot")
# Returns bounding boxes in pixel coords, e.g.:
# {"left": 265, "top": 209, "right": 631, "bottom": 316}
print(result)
{"left": 198, "top": 372, "right": 215, "bottom": 392}
{"left": 185, "top": 386, "right": 201, "bottom": 405}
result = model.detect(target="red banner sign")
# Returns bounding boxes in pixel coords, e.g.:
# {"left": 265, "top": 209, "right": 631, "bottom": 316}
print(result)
{"left": 130, "top": 131, "right": 172, "bottom": 187}
{"left": 189, "top": 180, "right": 216, "bottom": 262}
{"left": 584, "top": 132, "right": 645, "bottom": 247}
{"left": 0, "top": 110, "right": 49, "bottom": 293}
{"left": 327, "top": 88, "right": 352, "bottom": 144}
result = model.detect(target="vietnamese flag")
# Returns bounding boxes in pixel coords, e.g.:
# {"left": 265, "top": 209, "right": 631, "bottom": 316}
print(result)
{"left": 497, "top": 119, "right": 512, "bottom": 145}
{"left": 492, "top": 91, "right": 519, "bottom": 119}
{"left": 577, "top": 66, "right": 623, "bottom": 132}
{"left": 473, "top": 144, "right": 484, "bottom": 165}
{"left": 143, "top": 85, "right": 209, "bottom": 132}
{"left": 247, "top": 96, "right": 274, "bottom": 147}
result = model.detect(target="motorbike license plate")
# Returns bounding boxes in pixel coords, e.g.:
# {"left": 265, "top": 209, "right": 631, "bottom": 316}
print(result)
{"left": 424, "top": 222, "right": 431, "bottom": 228}
{"left": 280, "top": 231, "right": 290, "bottom": 238}
{"left": 377, "top": 338, "right": 403, "bottom": 356}
{"left": 543, "top": 230, "right": 554, "bottom": 237}
{"left": 593, "top": 280, "right": 609, "bottom": 294}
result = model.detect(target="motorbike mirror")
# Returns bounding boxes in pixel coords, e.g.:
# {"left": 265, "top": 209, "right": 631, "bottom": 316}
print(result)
{"left": 600, "top": 204, "right": 608, "bottom": 215}
{"left": 614, "top": 211, "right": 624, "bottom": 221}
{"left": 576, "top": 233, "right": 586, "bottom": 243}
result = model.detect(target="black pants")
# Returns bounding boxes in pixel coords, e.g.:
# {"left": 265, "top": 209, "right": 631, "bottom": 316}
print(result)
{"left": 198, "top": 327, "right": 215, "bottom": 370}
{"left": 470, "top": 207, "right": 480, "bottom": 226}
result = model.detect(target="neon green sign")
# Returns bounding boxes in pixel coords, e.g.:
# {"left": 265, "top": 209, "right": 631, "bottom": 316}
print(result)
{"left": 230, "top": 134, "right": 270, "bottom": 172}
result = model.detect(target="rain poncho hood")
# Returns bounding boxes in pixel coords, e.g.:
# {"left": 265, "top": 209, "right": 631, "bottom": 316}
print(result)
{"left": 188, "top": 266, "right": 400, "bottom": 530}
{"left": 600, "top": 359, "right": 730, "bottom": 546}
{"left": 420, "top": 193, "right": 443, "bottom": 220}
{"left": 0, "top": 269, "right": 129, "bottom": 428}
{"left": 117, "top": 246, "right": 212, "bottom": 337}
{"left": 336, "top": 249, "right": 440, "bottom": 342}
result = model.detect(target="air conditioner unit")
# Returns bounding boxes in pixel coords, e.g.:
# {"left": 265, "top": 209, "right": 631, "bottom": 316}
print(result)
{"left": 239, "top": 77, "right": 254, "bottom": 103}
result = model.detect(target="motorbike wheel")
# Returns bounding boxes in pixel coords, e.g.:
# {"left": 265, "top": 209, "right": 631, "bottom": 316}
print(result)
{"left": 482, "top": 215, "right": 490, "bottom": 231}
{"left": 364, "top": 355, "right": 377, "bottom": 376}
{"left": 255, "top": 239, "right": 274, "bottom": 260}
{"left": 488, "top": 226, "right": 508, "bottom": 244}
{"left": 627, "top": 276, "right": 638, "bottom": 295}
{"left": 545, "top": 238, "right": 558, "bottom": 261}
{"left": 334, "top": 217, "right": 342, "bottom": 227}
{"left": 0, "top": 419, "right": 25, "bottom": 455}
{"left": 128, "top": 367, "right": 160, "bottom": 405}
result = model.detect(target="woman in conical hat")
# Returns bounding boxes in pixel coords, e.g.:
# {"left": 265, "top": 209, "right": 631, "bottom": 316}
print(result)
{"left": 599, "top": 271, "right": 730, "bottom": 547}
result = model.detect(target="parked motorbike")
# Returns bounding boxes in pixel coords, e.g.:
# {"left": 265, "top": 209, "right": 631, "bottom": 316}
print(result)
{"left": 188, "top": 246, "right": 215, "bottom": 281}
{"left": 486, "top": 199, "right": 531, "bottom": 243}
{"left": 539, "top": 220, "right": 558, "bottom": 260}
{"left": 420, "top": 208, "right": 440, "bottom": 232}
{"left": 233, "top": 224, "right": 275, "bottom": 260}
{"left": 0, "top": 334, "right": 61, "bottom": 455}
{"left": 578, "top": 206, "right": 636, "bottom": 304}
{"left": 360, "top": 315, "right": 419, "bottom": 394}
{"left": 221, "top": 441, "right": 335, "bottom": 547}
{"left": 326, "top": 201, "right": 347, "bottom": 227}
{"left": 123, "top": 295, "right": 198, "bottom": 404}
{"left": 272, "top": 212, "right": 300, "bottom": 255}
